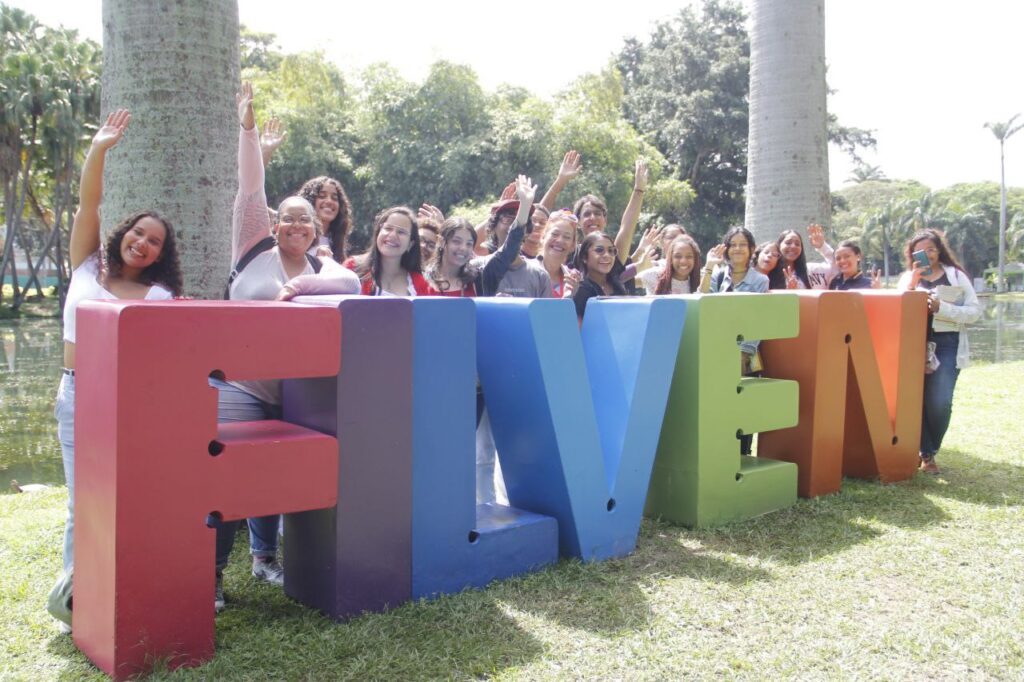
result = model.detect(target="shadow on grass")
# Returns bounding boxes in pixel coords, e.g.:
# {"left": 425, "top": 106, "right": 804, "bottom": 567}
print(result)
{"left": 917, "top": 448, "right": 1024, "bottom": 507}
{"left": 490, "top": 529, "right": 773, "bottom": 637}
{"left": 46, "top": 582, "right": 547, "bottom": 680}
{"left": 647, "top": 474, "right": 955, "bottom": 568}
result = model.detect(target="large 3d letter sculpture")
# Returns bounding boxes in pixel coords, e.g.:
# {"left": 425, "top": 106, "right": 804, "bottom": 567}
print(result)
{"left": 646, "top": 293, "right": 800, "bottom": 527}
{"left": 283, "top": 297, "right": 558, "bottom": 618}
{"left": 758, "top": 290, "right": 928, "bottom": 496}
{"left": 73, "top": 300, "right": 341, "bottom": 680}
{"left": 475, "top": 297, "right": 685, "bottom": 561}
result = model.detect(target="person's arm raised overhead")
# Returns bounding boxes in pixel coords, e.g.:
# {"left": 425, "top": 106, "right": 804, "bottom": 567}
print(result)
{"left": 70, "top": 109, "right": 131, "bottom": 269}
{"left": 232, "top": 82, "right": 273, "bottom": 264}
{"left": 614, "top": 159, "right": 648, "bottom": 264}
{"left": 539, "top": 150, "right": 582, "bottom": 211}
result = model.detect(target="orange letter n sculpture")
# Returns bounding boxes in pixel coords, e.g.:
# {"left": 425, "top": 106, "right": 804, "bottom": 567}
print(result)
{"left": 759, "top": 290, "right": 928, "bottom": 497}
{"left": 72, "top": 301, "right": 341, "bottom": 680}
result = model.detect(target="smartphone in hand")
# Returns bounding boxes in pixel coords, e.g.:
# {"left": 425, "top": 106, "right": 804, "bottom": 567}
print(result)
{"left": 912, "top": 249, "right": 933, "bottom": 276}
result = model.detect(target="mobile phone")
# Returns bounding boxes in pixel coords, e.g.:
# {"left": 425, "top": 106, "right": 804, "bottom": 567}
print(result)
{"left": 912, "top": 250, "right": 932, "bottom": 276}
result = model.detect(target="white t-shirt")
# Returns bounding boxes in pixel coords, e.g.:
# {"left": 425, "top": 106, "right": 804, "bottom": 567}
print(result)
{"left": 63, "top": 253, "right": 173, "bottom": 343}
{"left": 639, "top": 264, "right": 691, "bottom": 295}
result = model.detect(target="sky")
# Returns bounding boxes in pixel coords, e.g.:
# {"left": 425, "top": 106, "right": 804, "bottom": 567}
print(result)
{"left": 14, "top": 0, "right": 1024, "bottom": 192}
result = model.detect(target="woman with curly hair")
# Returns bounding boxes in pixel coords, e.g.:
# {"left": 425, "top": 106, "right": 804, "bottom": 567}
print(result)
{"left": 299, "top": 176, "right": 353, "bottom": 261}
{"left": 257, "top": 117, "right": 355, "bottom": 262}
{"left": 425, "top": 218, "right": 480, "bottom": 297}
{"left": 56, "top": 108, "right": 184, "bottom": 587}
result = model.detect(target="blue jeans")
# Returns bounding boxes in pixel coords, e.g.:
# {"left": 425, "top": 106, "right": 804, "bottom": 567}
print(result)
{"left": 921, "top": 332, "right": 960, "bottom": 458}
{"left": 209, "top": 377, "right": 282, "bottom": 570}
{"left": 55, "top": 373, "right": 75, "bottom": 573}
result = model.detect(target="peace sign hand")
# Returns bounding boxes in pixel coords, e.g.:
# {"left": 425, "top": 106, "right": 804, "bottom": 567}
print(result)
{"left": 871, "top": 269, "right": 882, "bottom": 289}
{"left": 784, "top": 265, "right": 800, "bottom": 289}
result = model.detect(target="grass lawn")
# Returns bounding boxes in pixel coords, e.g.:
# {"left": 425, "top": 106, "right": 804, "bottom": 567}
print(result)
{"left": 1, "top": 362, "right": 1022, "bottom": 680}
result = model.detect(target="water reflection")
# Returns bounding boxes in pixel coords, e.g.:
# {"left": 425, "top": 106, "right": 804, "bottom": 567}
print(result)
{"left": 0, "top": 319, "right": 64, "bottom": 490}
{"left": 968, "top": 297, "right": 1024, "bottom": 364}
{"left": 1, "top": 297, "right": 1022, "bottom": 489}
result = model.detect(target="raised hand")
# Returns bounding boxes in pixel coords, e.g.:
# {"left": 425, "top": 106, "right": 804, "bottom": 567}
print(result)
{"left": 634, "top": 159, "right": 649, "bottom": 192}
{"left": 237, "top": 82, "right": 255, "bottom": 130}
{"left": 871, "top": 269, "right": 882, "bottom": 289}
{"left": 705, "top": 244, "right": 727, "bottom": 269}
{"left": 515, "top": 174, "right": 538, "bottom": 206}
{"left": 807, "top": 223, "right": 825, "bottom": 249}
{"left": 784, "top": 265, "right": 800, "bottom": 289}
{"left": 500, "top": 182, "right": 517, "bottom": 201}
{"left": 260, "top": 117, "right": 287, "bottom": 156}
{"left": 418, "top": 203, "right": 445, "bottom": 223}
{"left": 92, "top": 109, "right": 131, "bottom": 151}
{"left": 637, "top": 225, "right": 662, "bottom": 255}
{"left": 558, "top": 151, "right": 583, "bottom": 180}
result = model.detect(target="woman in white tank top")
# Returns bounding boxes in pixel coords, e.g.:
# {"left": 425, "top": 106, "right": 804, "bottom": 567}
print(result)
{"left": 52, "top": 108, "right": 183, "bottom": 631}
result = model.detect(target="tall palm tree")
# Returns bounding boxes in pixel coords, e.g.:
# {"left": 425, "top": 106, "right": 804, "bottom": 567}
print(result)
{"left": 984, "top": 114, "right": 1023, "bottom": 293}
{"left": 862, "top": 197, "right": 915, "bottom": 282}
{"left": 101, "top": 0, "right": 240, "bottom": 298}
{"left": 848, "top": 163, "right": 886, "bottom": 184}
{"left": 745, "top": 0, "right": 831, "bottom": 247}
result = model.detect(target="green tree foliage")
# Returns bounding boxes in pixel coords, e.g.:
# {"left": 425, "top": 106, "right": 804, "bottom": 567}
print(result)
{"left": 0, "top": 6, "right": 100, "bottom": 305}
{"left": 241, "top": 35, "right": 362, "bottom": 230}
{"left": 617, "top": 0, "right": 749, "bottom": 243}
{"left": 550, "top": 66, "right": 691, "bottom": 241}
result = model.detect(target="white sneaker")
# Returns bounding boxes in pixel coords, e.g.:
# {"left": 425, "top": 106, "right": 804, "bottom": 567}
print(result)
{"left": 251, "top": 557, "right": 284, "bottom": 586}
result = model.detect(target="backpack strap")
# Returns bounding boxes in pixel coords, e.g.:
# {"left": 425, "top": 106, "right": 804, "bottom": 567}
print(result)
{"left": 225, "top": 235, "right": 324, "bottom": 299}
{"left": 225, "top": 235, "right": 277, "bottom": 299}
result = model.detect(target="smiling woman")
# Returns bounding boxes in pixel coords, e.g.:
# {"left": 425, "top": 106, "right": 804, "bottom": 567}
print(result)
{"left": 213, "top": 82, "right": 360, "bottom": 610}
{"left": 53, "top": 108, "right": 185, "bottom": 625}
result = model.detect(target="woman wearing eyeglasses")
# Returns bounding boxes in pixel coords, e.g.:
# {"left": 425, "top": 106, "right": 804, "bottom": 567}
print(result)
{"left": 896, "top": 228, "right": 981, "bottom": 475}
{"left": 572, "top": 232, "right": 627, "bottom": 319}
{"left": 213, "top": 83, "right": 359, "bottom": 610}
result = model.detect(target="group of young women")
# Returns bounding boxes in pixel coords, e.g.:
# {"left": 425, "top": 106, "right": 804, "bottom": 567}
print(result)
{"left": 52, "top": 86, "right": 979, "bottom": 626}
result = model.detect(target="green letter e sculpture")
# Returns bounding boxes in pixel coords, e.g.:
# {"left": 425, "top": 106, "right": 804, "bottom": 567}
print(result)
{"left": 646, "top": 293, "right": 799, "bottom": 527}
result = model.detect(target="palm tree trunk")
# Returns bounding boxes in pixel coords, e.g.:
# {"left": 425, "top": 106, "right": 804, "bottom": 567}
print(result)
{"left": 101, "top": 0, "right": 240, "bottom": 298}
{"left": 745, "top": 0, "right": 831, "bottom": 248}
{"left": 998, "top": 140, "right": 1007, "bottom": 293}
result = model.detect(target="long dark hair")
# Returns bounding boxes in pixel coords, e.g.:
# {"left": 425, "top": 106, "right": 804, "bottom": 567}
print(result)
{"left": 104, "top": 211, "right": 184, "bottom": 296}
{"left": 299, "top": 176, "right": 352, "bottom": 262}
{"left": 769, "top": 230, "right": 809, "bottom": 289}
{"left": 574, "top": 232, "right": 626, "bottom": 295}
{"left": 904, "top": 228, "right": 966, "bottom": 275}
{"left": 353, "top": 206, "right": 421, "bottom": 291}
{"left": 426, "top": 218, "right": 480, "bottom": 291}
{"left": 654, "top": 235, "right": 701, "bottom": 294}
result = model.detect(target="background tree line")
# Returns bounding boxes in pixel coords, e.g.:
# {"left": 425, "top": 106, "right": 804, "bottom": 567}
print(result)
{"left": 2, "top": 0, "right": 1018, "bottom": 303}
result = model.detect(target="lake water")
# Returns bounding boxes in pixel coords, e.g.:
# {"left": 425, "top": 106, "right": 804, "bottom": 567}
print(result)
{"left": 2, "top": 297, "right": 1023, "bottom": 489}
